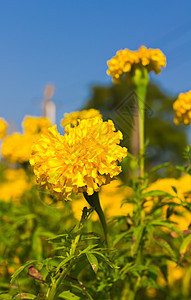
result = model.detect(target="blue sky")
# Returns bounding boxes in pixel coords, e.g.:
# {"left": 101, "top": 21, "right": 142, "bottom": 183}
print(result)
{"left": 1, "top": 1, "right": 191, "bottom": 131}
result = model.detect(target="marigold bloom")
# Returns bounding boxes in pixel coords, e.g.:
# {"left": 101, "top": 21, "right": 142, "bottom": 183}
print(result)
{"left": 72, "top": 179, "right": 134, "bottom": 220}
{"left": 107, "top": 46, "right": 166, "bottom": 83}
{"left": 2, "top": 133, "right": 36, "bottom": 163}
{"left": 22, "top": 116, "right": 52, "bottom": 134}
{"left": 173, "top": 91, "right": 191, "bottom": 125}
{"left": 0, "top": 118, "right": 7, "bottom": 140}
{"left": 30, "top": 117, "right": 127, "bottom": 200}
{"left": 61, "top": 109, "right": 102, "bottom": 127}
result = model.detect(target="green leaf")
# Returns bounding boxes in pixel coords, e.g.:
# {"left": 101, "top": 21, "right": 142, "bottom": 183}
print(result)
{"left": 86, "top": 253, "right": 98, "bottom": 273}
{"left": 0, "top": 294, "right": 11, "bottom": 299}
{"left": 171, "top": 186, "right": 177, "bottom": 194}
{"left": 56, "top": 255, "right": 76, "bottom": 272}
{"left": 153, "top": 235, "right": 176, "bottom": 259}
{"left": 142, "top": 190, "right": 173, "bottom": 198}
{"left": 113, "top": 230, "right": 133, "bottom": 247}
{"left": 47, "top": 233, "right": 69, "bottom": 243}
{"left": 120, "top": 263, "right": 158, "bottom": 277}
{"left": 78, "top": 244, "right": 98, "bottom": 255}
{"left": 13, "top": 293, "right": 36, "bottom": 299}
{"left": 180, "top": 234, "right": 191, "bottom": 256}
{"left": 149, "top": 162, "right": 170, "bottom": 174}
{"left": 10, "top": 260, "right": 39, "bottom": 284}
{"left": 175, "top": 166, "right": 186, "bottom": 172}
{"left": 87, "top": 251, "right": 116, "bottom": 269}
{"left": 149, "top": 220, "right": 183, "bottom": 238}
{"left": 131, "top": 224, "right": 145, "bottom": 256}
{"left": 58, "top": 290, "right": 80, "bottom": 300}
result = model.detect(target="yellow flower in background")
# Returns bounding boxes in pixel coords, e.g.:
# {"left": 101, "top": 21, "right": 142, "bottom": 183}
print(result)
{"left": 173, "top": 91, "right": 191, "bottom": 125}
{"left": 0, "top": 168, "right": 31, "bottom": 202}
{"left": 1, "top": 133, "right": 36, "bottom": 163}
{"left": 167, "top": 261, "right": 185, "bottom": 287}
{"left": 107, "top": 46, "right": 166, "bottom": 83}
{"left": 72, "top": 179, "right": 134, "bottom": 220}
{"left": 145, "top": 175, "right": 191, "bottom": 230}
{"left": 4, "top": 168, "right": 26, "bottom": 181}
{"left": 30, "top": 117, "right": 127, "bottom": 200}
{"left": 61, "top": 109, "right": 102, "bottom": 127}
{"left": 0, "top": 118, "right": 8, "bottom": 140}
{"left": 1, "top": 116, "right": 52, "bottom": 164}
{"left": 22, "top": 115, "right": 52, "bottom": 134}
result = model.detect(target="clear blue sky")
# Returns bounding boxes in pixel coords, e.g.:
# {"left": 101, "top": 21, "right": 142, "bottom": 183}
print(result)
{"left": 1, "top": 1, "right": 191, "bottom": 131}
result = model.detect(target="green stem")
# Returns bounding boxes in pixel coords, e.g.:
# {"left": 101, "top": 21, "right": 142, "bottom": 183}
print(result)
{"left": 131, "top": 67, "right": 148, "bottom": 178}
{"left": 83, "top": 192, "right": 108, "bottom": 247}
{"left": 47, "top": 207, "right": 88, "bottom": 300}
{"left": 48, "top": 267, "right": 70, "bottom": 300}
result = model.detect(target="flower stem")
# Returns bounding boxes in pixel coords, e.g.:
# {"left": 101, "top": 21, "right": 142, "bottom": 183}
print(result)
{"left": 131, "top": 67, "right": 149, "bottom": 178}
{"left": 83, "top": 192, "right": 108, "bottom": 247}
{"left": 47, "top": 207, "right": 88, "bottom": 300}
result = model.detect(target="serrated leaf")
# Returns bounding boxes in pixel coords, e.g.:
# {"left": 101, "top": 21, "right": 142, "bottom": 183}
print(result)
{"left": 58, "top": 290, "right": 80, "bottom": 300}
{"left": 86, "top": 253, "right": 98, "bottom": 273}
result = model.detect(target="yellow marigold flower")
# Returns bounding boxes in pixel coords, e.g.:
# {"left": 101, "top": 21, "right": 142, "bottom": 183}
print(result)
{"left": 0, "top": 168, "right": 31, "bottom": 202}
{"left": 173, "top": 91, "right": 191, "bottom": 125}
{"left": 0, "top": 118, "right": 8, "bottom": 140}
{"left": 30, "top": 117, "right": 127, "bottom": 200}
{"left": 72, "top": 179, "right": 134, "bottom": 220}
{"left": 107, "top": 46, "right": 166, "bottom": 83}
{"left": 22, "top": 115, "right": 52, "bottom": 134}
{"left": 2, "top": 133, "right": 36, "bottom": 163}
{"left": 61, "top": 109, "right": 102, "bottom": 127}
